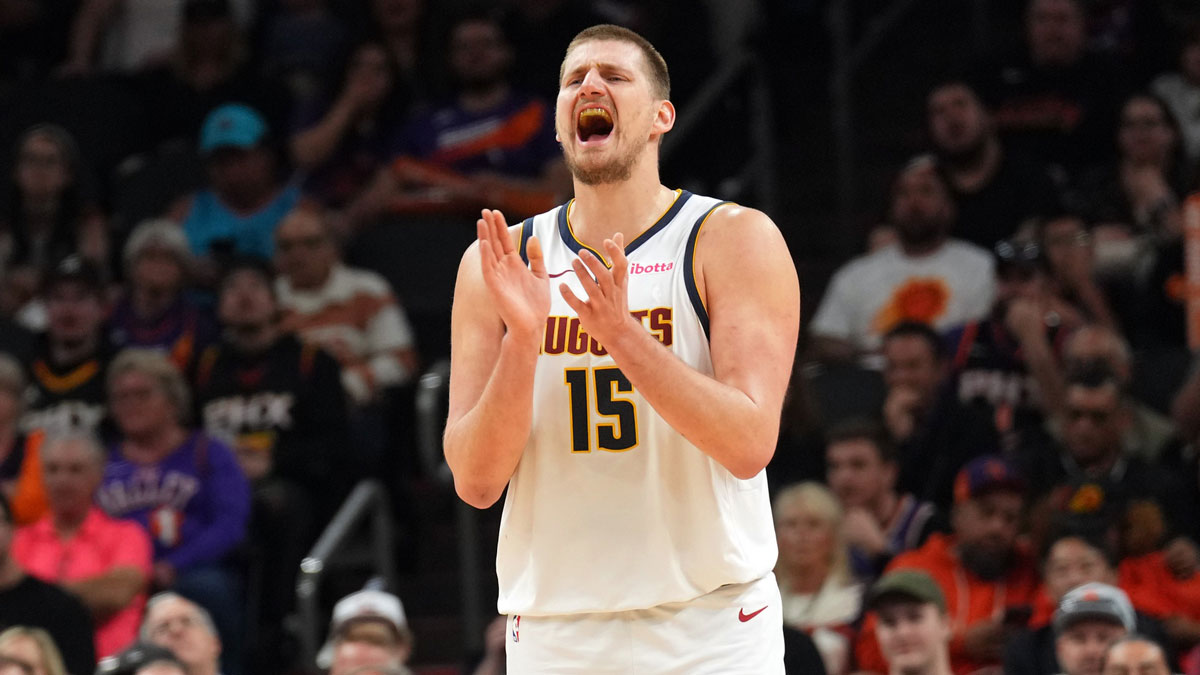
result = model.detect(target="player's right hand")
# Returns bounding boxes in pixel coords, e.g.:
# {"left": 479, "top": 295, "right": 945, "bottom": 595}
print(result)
{"left": 477, "top": 208, "right": 550, "bottom": 340}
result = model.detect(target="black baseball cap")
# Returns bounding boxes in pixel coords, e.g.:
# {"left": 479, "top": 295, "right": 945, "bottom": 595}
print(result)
{"left": 95, "top": 643, "right": 184, "bottom": 675}
{"left": 43, "top": 255, "right": 105, "bottom": 297}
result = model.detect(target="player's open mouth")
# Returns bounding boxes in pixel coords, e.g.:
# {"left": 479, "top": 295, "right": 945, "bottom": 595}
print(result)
{"left": 577, "top": 107, "right": 614, "bottom": 145}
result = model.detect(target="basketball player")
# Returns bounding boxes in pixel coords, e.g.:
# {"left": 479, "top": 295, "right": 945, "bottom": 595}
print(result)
{"left": 445, "top": 24, "right": 800, "bottom": 673}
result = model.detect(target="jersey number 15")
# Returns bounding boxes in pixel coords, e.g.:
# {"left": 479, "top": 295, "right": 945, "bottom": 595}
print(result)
{"left": 564, "top": 366, "right": 639, "bottom": 452}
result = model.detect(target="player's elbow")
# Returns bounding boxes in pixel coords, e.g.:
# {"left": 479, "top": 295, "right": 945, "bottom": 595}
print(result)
{"left": 453, "top": 476, "right": 503, "bottom": 509}
{"left": 724, "top": 442, "right": 775, "bottom": 481}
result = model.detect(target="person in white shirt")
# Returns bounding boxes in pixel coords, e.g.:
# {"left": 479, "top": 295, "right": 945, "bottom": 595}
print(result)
{"left": 809, "top": 156, "right": 995, "bottom": 364}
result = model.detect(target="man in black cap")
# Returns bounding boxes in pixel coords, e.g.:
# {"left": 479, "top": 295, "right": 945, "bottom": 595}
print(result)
{"left": 22, "top": 255, "right": 110, "bottom": 437}
{"left": 868, "top": 569, "right": 954, "bottom": 675}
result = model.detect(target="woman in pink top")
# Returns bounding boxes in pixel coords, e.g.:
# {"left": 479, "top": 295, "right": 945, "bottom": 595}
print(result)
{"left": 12, "top": 433, "right": 152, "bottom": 658}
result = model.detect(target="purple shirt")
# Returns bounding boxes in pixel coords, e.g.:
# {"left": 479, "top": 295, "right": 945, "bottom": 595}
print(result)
{"left": 97, "top": 432, "right": 250, "bottom": 570}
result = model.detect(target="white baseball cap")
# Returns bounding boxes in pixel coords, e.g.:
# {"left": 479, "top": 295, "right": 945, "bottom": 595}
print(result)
{"left": 316, "top": 590, "right": 408, "bottom": 668}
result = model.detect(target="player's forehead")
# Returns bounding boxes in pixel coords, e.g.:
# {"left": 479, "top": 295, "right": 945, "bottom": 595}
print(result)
{"left": 560, "top": 39, "right": 648, "bottom": 83}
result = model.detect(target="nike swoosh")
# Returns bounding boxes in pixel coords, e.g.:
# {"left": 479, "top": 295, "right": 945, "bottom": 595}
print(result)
{"left": 738, "top": 606, "right": 767, "bottom": 622}
{"left": 548, "top": 269, "right": 574, "bottom": 278}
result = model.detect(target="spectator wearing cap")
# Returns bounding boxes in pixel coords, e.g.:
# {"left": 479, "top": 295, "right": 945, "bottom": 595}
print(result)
{"left": 823, "top": 418, "right": 939, "bottom": 581}
{"left": 855, "top": 455, "right": 1038, "bottom": 674}
{"left": 808, "top": 157, "right": 995, "bottom": 364}
{"left": 1052, "top": 584, "right": 1137, "bottom": 675}
{"left": 274, "top": 205, "right": 418, "bottom": 405}
{"left": 868, "top": 570, "right": 954, "bottom": 675}
{"left": 944, "top": 234, "right": 1073, "bottom": 458}
{"left": 1007, "top": 530, "right": 1171, "bottom": 675}
{"left": 97, "top": 350, "right": 249, "bottom": 675}
{"left": 13, "top": 433, "right": 152, "bottom": 659}
{"left": 109, "top": 219, "right": 218, "bottom": 374}
{"left": 171, "top": 103, "right": 300, "bottom": 267}
{"left": 319, "top": 589, "right": 414, "bottom": 675}
{"left": 140, "top": 593, "right": 222, "bottom": 675}
{"left": 1102, "top": 636, "right": 1174, "bottom": 675}
{"left": 22, "top": 256, "right": 111, "bottom": 440}
{"left": 926, "top": 80, "right": 1061, "bottom": 250}
{"left": 192, "top": 259, "right": 348, "bottom": 672}
{"left": 98, "top": 642, "right": 188, "bottom": 675}
{"left": 880, "top": 322, "right": 999, "bottom": 510}
{"left": 0, "top": 494, "right": 96, "bottom": 674}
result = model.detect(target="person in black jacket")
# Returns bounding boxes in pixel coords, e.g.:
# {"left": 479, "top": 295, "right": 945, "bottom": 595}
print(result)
{"left": 192, "top": 258, "right": 350, "bottom": 675}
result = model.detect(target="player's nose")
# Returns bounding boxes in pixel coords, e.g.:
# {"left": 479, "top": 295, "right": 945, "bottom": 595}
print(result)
{"left": 579, "top": 68, "right": 605, "bottom": 95}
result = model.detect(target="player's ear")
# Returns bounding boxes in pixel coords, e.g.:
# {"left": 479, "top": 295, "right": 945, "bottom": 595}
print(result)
{"left": 652, "top": 100, "right": 675, "bottom": 136}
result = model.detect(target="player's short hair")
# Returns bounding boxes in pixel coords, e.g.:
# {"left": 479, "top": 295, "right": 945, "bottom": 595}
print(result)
{"left": 561, "top": 24, "right": 670, "bottom": 100}
{"left": 825, "top": 417, "right": 896, "bottom": 464}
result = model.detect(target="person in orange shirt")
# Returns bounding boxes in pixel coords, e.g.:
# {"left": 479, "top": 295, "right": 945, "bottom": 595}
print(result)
{"left": 854, "top": 455, "right": 1039, "bottom": 674}
{"left": 13, "top": 433, "right": 152, "bottom": 658}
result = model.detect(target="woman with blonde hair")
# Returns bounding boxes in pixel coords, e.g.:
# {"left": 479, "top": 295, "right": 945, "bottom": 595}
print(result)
{"left": 774, "top": 481, "right": 865, "bottom": 675}
{"left": 0, "top": 626, "right": 67, "bottom": 675}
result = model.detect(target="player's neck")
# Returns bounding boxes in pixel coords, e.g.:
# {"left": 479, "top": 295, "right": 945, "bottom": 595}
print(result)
{"left": 568, "top": 168, "right": 675, "bottom": 250}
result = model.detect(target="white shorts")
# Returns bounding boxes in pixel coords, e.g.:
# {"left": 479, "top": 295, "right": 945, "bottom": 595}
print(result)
{"left": 504, "top": 573, "right": 785, "bottom": 674}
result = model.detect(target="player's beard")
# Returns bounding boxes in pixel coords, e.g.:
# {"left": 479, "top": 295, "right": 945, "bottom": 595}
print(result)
{"left": 563, "top": 142, "right": 639, "bottom": 186}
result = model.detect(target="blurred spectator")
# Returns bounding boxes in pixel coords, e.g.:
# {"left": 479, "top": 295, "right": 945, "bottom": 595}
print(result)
{"left": 0, "top": 125, "right": 108, "bottom": 318}
{"left": 22, "top": 256, "right": 110, "bottom": 437}
{"left": 134, "top": 1, "right": 291, "bottom": 150}
{"left": 97, "top": 350, "right": 249, "bottom": 675}
{"left": 61, "top": 0, "right": 253, "bottom": 75}
{"left": 1006, "top": 533, "right": 1169, "bottom": 675}
{"left": 1028, "top": 365, "right": 1189, "bottom": 536}
{"left": 173, "top": 104, "right": 301, "bottom": 266}
{"left": 468, "top": 616, "right": 506, "bottom": 675}
{"left": 0, "top": 628, "right": 65, "bottom": 675}
{"left": 867, "top": 570, "right": 953, "bottom": 675}
{"left": 504, "top": 0, "right": 607, "bottom": 103}
{"left": 366, "top": 0, "right": 434, "bottom": 104}
{"left": 1037, "top": 214, "right": 1117, "bottom": 329}
{"left": 824, "top": 418, "right": 938, "bottom": 581}
{"left": 274, "top": 206, "right": 417, "bottom": 405}
{"left": 13, "top": 433, "right": 151, "bottom": 659}
{"left": 1053, "top": 583, "right": 1135, "bottom": 675}
{"left": 808, "top": 157, "right": 995, "bottom": 363}
{"left": 0, "top": 356, "right": 31, "bottom": 500}
{"left": 193, "top": 258, "right": 348, "bottom": 672}
{"left": 972, "top": 0, "right": 1126, "bottom": 178}
{"left": 0, "top": 495, "right": 96, "bottom": 674}
{"left": 109, "top": 220, "right": 218, "bottom": 374}
{"left": 1059, "top": 325, "right": 1176, "bottom": 462}
{"left": 1102, "top": 636, "right": 1172, "bottom": 675}
{"left": 345, "top": 10, "right": 570, "bottom": 227}
{"left": 97, "top": 642, "right": 188, "bottom": 675}
{"left": 854, "top": 456, "right": 1039, "bottom": 674}
{"left": 773, "top": 482, "right": 863, "bottom": 675}
{"left": 289, "top": 40, "right": 410, "bottom": 208}
{"left": 258, "top": 0, "right": 347, "bottom": 103}
{"left": 926, "top": 81, "right": 1060, "bottom": 249}
{"left": 1071, "top": 94, "right": 1186, "bottom": 273}
{"left": 944, "top": 238, "right": 1069, "bottom": 456}
{"left": 1152, "top": 24, "right": 1200, "bottom": 174}
{"left": 140, "top": 593, "right": 221, "bottom": 675}
{"left": 319, "top": 589, "right": 414, "bottom": 675}
{"left": 881, "top": 322, "right": 999, "bottom": 510}
{"left": 1173, "top": 357, "right": 1200, "bottom": 443}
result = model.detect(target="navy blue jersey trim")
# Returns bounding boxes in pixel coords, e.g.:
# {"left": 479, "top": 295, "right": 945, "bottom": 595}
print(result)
{"left": 557, "top": 190, "right": 691, "bottom": 267}
{"left": 684, "top": 201, "right": 732, "bottom": 340}
{"left": 518, "top": 217, "right": 534, "bottom": 265}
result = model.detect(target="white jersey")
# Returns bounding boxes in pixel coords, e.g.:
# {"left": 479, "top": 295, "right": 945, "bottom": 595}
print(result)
{"left": 496, "top": 189, "right": 778, "bottom": 616}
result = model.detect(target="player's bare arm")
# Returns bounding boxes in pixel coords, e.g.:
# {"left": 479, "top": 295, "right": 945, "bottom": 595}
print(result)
{"left": 561, "top": 204, "right": 800, "bottom": 479}
{"left": 444, "top": 209, "right": 550, "bottom": 508}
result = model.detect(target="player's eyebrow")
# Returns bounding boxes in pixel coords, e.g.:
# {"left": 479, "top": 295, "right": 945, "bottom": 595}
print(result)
{"left": 562, "top": 61, "right": 636, "bottom": 84}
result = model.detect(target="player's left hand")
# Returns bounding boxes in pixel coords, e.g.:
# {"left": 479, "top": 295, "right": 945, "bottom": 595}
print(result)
{"left": 560, "top": 233, "right": 639, "bottom": 351}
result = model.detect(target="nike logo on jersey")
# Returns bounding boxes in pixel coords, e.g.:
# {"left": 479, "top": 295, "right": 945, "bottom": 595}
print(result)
{"left": 739, "top": 606, "right": 767, "bottom": 622}
{"left": 548, "top": 269, "right": 574, "bottom": 279}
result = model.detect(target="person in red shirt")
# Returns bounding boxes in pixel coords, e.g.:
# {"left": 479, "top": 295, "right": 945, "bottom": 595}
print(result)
{"left": 855, "top": 455, "right": 1039, "bottom": 674}
{"left": 13, "top": 433, "right": 152, "bottom": 658}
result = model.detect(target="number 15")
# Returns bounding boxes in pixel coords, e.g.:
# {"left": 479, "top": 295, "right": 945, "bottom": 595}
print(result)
{"left": 564, "top": 367, "right": 639, "bottom": 453}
